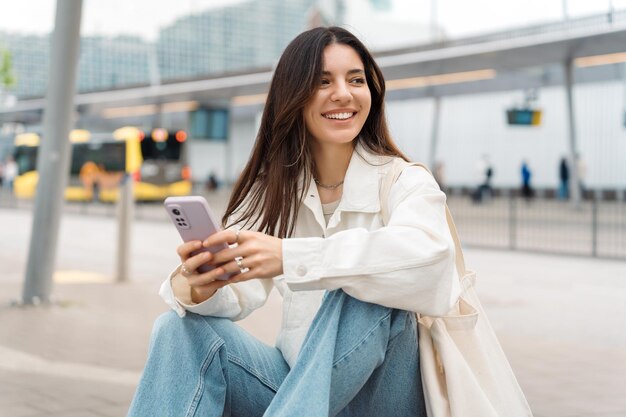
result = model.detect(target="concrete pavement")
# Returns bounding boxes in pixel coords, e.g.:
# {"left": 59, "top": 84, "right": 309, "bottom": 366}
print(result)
{"left": 1, "top": 201, "right": 626, "bottom": 417}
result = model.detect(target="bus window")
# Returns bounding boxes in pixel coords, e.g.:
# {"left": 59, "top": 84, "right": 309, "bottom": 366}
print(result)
{"left": 70, "top": 141, "right": 126, "bottom": 175}
{"left": 13, "top": 146, "right": 38, "bottom": 175}
{"left": 141, "top": 131, "right": 182, "bottom": 161}
{"left": 98, "top": 142, "right": 126, "bottom": 172}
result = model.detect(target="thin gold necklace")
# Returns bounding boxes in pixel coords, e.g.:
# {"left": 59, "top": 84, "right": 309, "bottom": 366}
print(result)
{"left": 314, "top": 178, "right": 344, "bottom": 190}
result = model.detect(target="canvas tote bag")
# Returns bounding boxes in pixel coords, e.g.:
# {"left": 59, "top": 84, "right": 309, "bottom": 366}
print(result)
{"left": 380, "top": 159, "right": 533, "bottom": 417}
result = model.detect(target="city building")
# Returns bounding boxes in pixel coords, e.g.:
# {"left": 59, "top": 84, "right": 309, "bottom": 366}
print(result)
{"left": 157, "top": 0, "right": 316, "bottom": 80}
{"left": 0, "top": 32, "right": 50, "bottom": 99}
{"left": 0, "top": 0, "right": 320, "bottom": 100}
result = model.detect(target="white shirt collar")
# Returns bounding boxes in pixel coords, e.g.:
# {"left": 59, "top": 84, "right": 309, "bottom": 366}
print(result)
{"left": 300, "top": 141, "right": 395, "bottom": 217}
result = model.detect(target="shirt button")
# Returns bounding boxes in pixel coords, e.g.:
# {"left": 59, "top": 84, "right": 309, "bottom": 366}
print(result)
{"left": 296, "top": 265, "right": 307, "bottom": 276}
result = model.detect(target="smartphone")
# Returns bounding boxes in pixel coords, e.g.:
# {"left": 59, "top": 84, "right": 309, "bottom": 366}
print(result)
{"left": 164, "top": 196, "right": 234, "bottom": 280}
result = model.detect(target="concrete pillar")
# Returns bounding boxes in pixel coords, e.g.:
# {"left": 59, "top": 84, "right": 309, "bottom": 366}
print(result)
{"left": 564, "top": 58, "right": 582, "bottom": 209}
{"left": 22, "top": 0, "right": 83, "bottom": 304}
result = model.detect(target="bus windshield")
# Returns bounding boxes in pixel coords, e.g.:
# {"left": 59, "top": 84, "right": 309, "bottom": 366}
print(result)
{"left": 70, "top": 141, "right": 126, "bottom": 175}
{"left": 13, "top": 146, "right": 38, "bottom": 175}
{"left": 140, "top": 132, "right": 182, "bottom": 161}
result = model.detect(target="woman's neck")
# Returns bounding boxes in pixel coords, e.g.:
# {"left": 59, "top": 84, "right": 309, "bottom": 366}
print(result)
{"left": 312, "top": 142, "right": 354, "bottom": 204}
{"left": 312, "top": 142, "right": 354, "bottom": 186}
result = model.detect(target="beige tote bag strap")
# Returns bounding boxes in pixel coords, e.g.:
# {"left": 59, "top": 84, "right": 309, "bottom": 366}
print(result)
{"left": 381, "top": 159, "right": 467, "bottom": 277}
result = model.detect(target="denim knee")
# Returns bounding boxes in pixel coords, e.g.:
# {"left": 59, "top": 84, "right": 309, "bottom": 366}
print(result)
{"left": 152, "top": 310, "right": 183, "bottom": 338}
{"left": 150, "top": 311, "right": 217, "bottom": 347}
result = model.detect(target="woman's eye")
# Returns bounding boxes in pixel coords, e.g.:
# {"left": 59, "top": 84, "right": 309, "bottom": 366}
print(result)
{"left": 350, "top": 78, "right": 366, "bottom": 85}
{"left": 320, "top": 79, "right": 330, "bottom": 86}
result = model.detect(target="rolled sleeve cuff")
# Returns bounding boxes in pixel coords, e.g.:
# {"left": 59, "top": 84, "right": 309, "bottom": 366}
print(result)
{"left": 282, "top": 237, "right": 326, "bottom": 291}
{"left": 159, "top": 266, "right": 188, "bottom": 317}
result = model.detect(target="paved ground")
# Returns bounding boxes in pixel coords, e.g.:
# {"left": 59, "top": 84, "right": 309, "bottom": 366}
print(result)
{"left": 1, "top": 195, "right": 626, "bottom": 417}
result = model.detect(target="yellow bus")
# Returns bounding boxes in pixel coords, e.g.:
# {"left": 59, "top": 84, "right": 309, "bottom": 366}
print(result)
{"left": 12, "top": 127, "right": 192, "bottom": 202}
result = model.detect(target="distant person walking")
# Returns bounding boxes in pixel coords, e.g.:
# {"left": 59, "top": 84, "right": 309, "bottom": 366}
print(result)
{"left": 472, "top": 154, "right": 493, "bottom": 203}
{"left": 2, "top": 156, "right": 17, "bottom": 192}
{"left": 520, "top": 159, "right": 533, "bottom": 202}
{"left": 558, "top": 156, "right": 569, "bottom": 200}
{"left": 205, "top": 171, "right": 220, "bottom": 192}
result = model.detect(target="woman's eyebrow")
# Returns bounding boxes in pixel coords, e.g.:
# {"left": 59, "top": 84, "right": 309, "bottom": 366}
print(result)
{"left": 321, "top": 69, "right": 365, "bottom": 76}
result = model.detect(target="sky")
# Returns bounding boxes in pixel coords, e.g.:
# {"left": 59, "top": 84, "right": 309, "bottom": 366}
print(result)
{"left": 0, "top": 0, "right": 624, "bottom": 41}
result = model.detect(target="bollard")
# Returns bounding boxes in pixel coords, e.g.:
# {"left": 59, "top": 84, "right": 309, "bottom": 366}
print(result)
{"left": 116, "top": 175, "right": 134, "bottom": 283}
{"left": 509, "top": 191, "right": 517, "bottom": 250}
{"left": 591, "top": 190, "right": 598, "bottom": 257}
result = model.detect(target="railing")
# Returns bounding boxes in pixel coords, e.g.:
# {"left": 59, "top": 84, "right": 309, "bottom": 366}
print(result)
{"left": 0, "top": 184, "right": 231, "bottom": 223}
{"left": 447, "top": 190, "right": 626, "bottom": 260}
{"left": 2, "top": 186, "right": 625, "bottom": 260}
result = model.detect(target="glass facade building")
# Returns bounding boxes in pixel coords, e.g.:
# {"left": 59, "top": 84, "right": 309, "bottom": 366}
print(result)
{"left": 78, "top": 36, "right": 153, "bottom": 93}
{"left": 158, "top": 0, "right": 315, "bottom": 79}
{"left": 0, "top": 0, "right": 316, "bottom": 99}
{"left": 0, "top": 32, "right": 50, "bottom": 98}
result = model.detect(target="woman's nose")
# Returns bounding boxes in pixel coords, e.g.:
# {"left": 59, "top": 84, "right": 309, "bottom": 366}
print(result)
{"left": 331, "top": 81, "right": 352, "bottom": 102}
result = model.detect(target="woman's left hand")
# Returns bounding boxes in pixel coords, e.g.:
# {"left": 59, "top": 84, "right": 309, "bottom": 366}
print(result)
{"left": 202, "top": 229, "right": 283, "bottom": 283}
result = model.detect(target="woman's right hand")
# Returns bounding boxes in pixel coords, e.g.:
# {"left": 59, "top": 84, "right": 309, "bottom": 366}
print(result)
{"left": 176, "top": 241, "right": 232, "bottom": 304}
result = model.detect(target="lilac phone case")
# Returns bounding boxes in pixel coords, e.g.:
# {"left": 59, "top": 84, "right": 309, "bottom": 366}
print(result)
{"left": 164, "top": 196, "right": 234, "bottom": 280}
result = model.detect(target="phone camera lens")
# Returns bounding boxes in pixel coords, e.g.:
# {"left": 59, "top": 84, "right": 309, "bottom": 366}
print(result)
{"left": 172, "top": 209, "right": 181, "bottom": 215}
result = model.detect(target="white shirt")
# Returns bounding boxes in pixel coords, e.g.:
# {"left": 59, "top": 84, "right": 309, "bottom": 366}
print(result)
{"left": 160, "top": 144, "right": 460, "bottom": 367}
{"left": 3, "top": 161, "right": 17, "bottom": 182}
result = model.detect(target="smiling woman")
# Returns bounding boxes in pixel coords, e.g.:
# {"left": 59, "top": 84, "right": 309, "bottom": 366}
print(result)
{"left": 128, "top": 26, "right": 459, "bottom": 417}
{"left": 303, "top": 43, "right": 373, "bottom": 202}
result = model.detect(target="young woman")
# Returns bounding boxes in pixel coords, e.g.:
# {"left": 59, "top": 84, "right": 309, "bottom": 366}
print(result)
{"left": 129, "top": 26, "right": 459, "bottom": 417}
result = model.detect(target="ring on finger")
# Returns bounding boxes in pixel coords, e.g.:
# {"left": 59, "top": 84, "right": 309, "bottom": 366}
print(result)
{"left": 181, "top": 263, "right": 193, "bottom": 277}
{"left": 234, "top": 256, "right": 248, "bottom": 274}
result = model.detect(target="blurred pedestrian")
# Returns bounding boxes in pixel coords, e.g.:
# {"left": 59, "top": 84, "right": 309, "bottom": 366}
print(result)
{"left": 129, "top": 26, "right": 458, "bottom": 417}
{"left": 558, "top": 156, "right": 569, "bottom": 200}
{"left": 2, "top": 155, "right": 17, "bottom": 192}
{"left": 79, "top": 161, "right": 101, "bottom": 202}
{"left": 472, "top": 154, "right": 493, "bottom": 203}
{"left": 520, "top": 159, "right": 533, "bottom": 202}
{"left": 205, "top": 171, "right": 220, "bottom": 191}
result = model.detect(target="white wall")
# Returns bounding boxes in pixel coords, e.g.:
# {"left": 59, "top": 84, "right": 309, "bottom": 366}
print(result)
{"left": 186, "top": 140, "right": 228, "bottom": 183}
{"left": 189, "top": 110, "right": 259, "bottom": 184}
{"left": 387, "top": 80, "right": 626, "bottom": 188}
{"left": 197, "top": 80, "right": 626, "bottom": 189}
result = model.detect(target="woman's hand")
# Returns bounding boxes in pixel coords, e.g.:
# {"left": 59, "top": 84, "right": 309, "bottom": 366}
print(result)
{"left": 176, "top": 241, "right": 231, "bottom": 303}
{"left": 176, "top": 230, "right": 283, "bottom": 304}
{"left": 203, "top": 229, "right": 283, "bottom": 282}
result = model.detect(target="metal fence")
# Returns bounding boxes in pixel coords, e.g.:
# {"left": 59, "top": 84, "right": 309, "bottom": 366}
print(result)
{"left": 447, "top": 192, "right": 626, "bottom": 260}
{"left": 2, "top": 186, "right": 625, "bottom": 260}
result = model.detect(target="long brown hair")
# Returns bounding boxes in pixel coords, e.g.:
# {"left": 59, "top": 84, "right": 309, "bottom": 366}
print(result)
{"left": 223, "top": 26, "right": 407, "bottom": 237}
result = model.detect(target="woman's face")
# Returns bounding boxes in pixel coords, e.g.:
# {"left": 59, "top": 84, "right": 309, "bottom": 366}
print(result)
{"left": 303, "top": 43, "right": 372, "bottom": 148}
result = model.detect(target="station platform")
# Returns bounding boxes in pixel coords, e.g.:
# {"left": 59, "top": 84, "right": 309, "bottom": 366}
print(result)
{"left": 1, "top": 204, "right": 625, "bottom": 417}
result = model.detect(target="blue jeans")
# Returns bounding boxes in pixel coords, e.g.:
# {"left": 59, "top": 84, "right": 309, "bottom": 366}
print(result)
{"left": 128, "top": 290, "right": 426, "bottom": 416}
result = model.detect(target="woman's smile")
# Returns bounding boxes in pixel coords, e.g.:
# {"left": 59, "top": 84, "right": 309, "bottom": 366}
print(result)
{"left": 322, "top": 110, "right": 358, "bottom": 121}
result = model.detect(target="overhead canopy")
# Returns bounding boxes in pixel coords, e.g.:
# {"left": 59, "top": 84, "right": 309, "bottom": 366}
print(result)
{"left": 379, "top": 17, "right": 626, "bottom": 79}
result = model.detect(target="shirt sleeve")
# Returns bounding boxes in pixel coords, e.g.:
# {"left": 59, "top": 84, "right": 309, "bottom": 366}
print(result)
{"left": 159, "top": 264, "right": 274, "bottom": 321}
{"left": 282, "top": 166, "right": 460, "bottom": 316}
